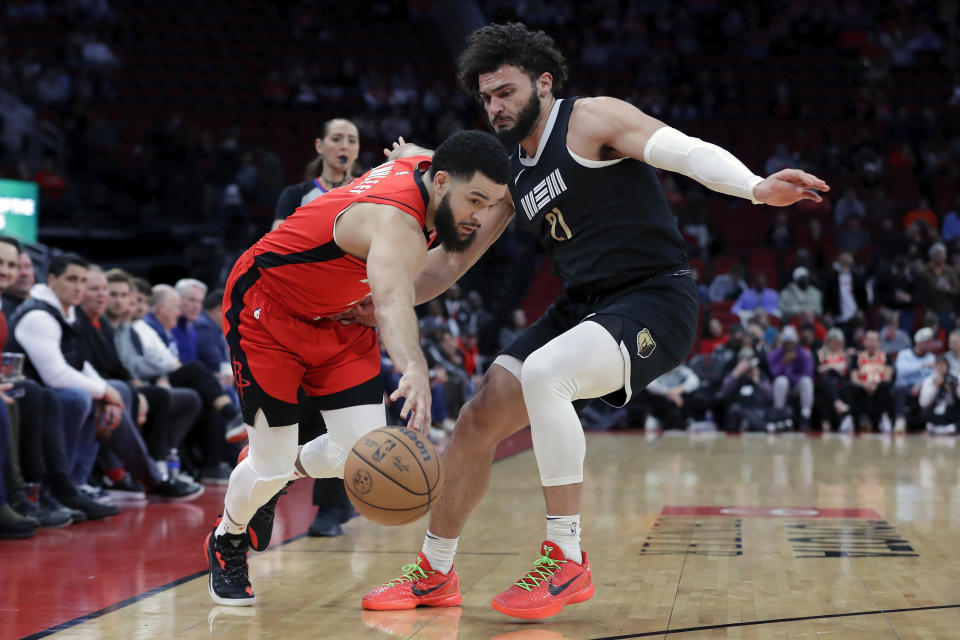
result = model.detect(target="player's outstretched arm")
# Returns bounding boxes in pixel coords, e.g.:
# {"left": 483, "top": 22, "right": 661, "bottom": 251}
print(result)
{"left": 414, "top": 193, "right": 515, "bottom": 305}
{"left": 575, "top": 97, "right": 829, "bottom": 206}
{"left": 366, "top": 211, "right": 432, "bottom": 432}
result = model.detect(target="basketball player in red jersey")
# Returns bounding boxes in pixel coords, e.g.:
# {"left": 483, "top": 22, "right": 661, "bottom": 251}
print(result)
{"left": 205, "top": 130, "right": 510, "bottom": 606}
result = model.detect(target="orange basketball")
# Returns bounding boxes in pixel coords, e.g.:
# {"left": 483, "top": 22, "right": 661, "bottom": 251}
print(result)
{"left": 344, "top": 426, "right": 444, "bottom": 526}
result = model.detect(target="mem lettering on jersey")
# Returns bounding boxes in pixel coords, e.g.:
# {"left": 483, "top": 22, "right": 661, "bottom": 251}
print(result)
{"left": 519, "top": 168, "right": 567, "bottom": 221}
{"left": 349, "top": 162, "right": 395, "bottom": 194}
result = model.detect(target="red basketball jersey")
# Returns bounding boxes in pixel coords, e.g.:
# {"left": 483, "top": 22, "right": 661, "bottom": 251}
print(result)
{"left": 856, "top": 350, "right": 887, "bottom": 384}
{"left": 249, "top": 156, "right": 432, "bottom": 320}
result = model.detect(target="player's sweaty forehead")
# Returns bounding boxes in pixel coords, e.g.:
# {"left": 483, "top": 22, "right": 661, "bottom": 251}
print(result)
{"left": 455, "top": 173, "right": 507, "bottom": 203}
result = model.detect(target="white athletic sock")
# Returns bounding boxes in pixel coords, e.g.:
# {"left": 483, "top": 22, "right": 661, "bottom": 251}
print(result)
{"left": 422, "top": 530, "right": 458, "bottom": 575}
{"left": 546, "top": 514, "right": 582, "bottom": 564}
{"left": 216, "top": 510, "right": 246, "bottom": 536}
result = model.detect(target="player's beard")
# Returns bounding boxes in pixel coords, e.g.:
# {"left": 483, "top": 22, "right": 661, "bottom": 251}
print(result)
{"left": 434, "top": 193, "right": 477, "bottom": 254}
{"left": 491, "top": 88, "right": 541, "bottom": 149}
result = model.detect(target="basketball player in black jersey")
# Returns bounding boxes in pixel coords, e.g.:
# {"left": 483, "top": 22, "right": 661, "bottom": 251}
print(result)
{"left": 362, "top": 23, "right": 830, "bottom": 619}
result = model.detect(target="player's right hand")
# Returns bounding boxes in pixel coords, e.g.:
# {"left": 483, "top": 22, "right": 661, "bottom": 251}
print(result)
{"left": 391, "top": 365, "right": 431, "bottom": 433}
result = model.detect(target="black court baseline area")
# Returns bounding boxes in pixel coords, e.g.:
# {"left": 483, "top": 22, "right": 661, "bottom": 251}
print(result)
{"left": 588, "top": 603, "right": 960, "bottom": 639}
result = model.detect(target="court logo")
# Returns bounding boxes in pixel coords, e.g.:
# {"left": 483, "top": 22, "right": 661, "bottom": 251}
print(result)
{"left": 351, "top": 469, "right": 373, "bottom": 495}
{"left": 637, "top": 328, "right": 657, "bottom": 358}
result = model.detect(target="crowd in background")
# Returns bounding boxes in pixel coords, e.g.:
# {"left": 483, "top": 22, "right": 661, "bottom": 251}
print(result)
{"left": 1, "top": 1, "right": 960, "bottom": 537}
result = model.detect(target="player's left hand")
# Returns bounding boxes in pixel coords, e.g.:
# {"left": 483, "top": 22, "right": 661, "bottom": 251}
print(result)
{"left": 383, "top": 136, "right": 407, "bottom": 159}
{"left": 753, "top": 169, "right": 830, "bottom": 207}
{"left": 329, "top": 295, "right": 377, "bottom": 327}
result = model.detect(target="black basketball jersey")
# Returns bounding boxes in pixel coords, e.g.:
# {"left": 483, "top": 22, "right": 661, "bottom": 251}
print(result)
{"left": 508, "top": 98, "right": 688, "bottom": 289}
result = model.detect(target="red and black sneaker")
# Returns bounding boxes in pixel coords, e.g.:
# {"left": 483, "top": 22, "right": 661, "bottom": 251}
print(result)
{"left": 361, "top": 553, "right": 461, "bottom": 610}
{"left": 491, "top": 541, "right": 593, "bottom": 619}
{"left": 205, "top": 525, "right": 256, "bottom": 606}
{"left": 247, "top": 482, "right": 291, "bottom": 551}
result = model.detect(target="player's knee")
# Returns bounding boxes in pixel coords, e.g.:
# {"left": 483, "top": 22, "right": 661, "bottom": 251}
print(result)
{"left": 520, "top": 348, "right": 573, "bottom": 401}
{"left": 248, "top": 436, "right": 299, "bottom": 479}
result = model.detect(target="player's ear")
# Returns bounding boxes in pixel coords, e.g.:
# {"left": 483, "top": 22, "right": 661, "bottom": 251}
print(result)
{"left": 434, "top": 170, "right": 450, "bottom": 196}
{"left": 536, "top": 72, "right": 553, "bottom": 97}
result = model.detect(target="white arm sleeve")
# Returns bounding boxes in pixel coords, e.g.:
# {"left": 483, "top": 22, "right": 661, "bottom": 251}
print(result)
{"left": 14, "top": 310, "right": 108, "bottom": 398}
{"left": 643, "top": 126, "right": 764, "bottom": 204}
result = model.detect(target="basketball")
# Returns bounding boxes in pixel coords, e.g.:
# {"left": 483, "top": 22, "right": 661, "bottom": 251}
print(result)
{"left": 343, "top": 427, "right": 444, "bottom": 526}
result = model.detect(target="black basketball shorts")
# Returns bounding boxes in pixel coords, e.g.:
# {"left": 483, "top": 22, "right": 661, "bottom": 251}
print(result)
{"left": 500, "top": 274, "right": 699, "bottom": 407}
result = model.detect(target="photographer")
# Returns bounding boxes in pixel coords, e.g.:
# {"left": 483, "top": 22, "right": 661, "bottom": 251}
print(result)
{"left": 918, "top": 355, "right": 959, "bottom": 435}
{"left": 720, "top": 347, "right": 774, "bottom": 432}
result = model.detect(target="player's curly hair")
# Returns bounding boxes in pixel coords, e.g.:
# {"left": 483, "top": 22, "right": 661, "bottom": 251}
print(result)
{"left": 431, "top": 130, "right": 510, "bottom": 185}
{"left": 456, "top": 23, "right": 568, "bottom": 97}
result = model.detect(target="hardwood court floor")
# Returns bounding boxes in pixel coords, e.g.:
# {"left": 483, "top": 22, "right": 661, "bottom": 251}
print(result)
{"left": 26, "top": 432, "right": 960, "bottom": 639}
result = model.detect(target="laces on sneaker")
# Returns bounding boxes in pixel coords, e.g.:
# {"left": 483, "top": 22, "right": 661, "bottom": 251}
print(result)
{"left": 216, "top": 537, "right": 250, "bottom": 584}
{"left": 514, "top": 545, "right": 567, "bottom": 592}
{"left": 383, "top": 557, "right": 433, "bottom": 586}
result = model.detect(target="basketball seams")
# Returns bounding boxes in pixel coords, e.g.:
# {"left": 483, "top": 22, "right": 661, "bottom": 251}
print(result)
{"left": 387, "top": 431, "right": 434, "bottom": 497}
{"left": 351, "top": 448, "right": 430, "bottom": 496}
{"left": 344, "top": 481, "right": 428, "bottom": 512}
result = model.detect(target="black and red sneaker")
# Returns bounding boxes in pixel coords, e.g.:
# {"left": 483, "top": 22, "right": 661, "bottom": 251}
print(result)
{"left": 247, "top": 482, "right": 291, "bottom": 551}
{"left": 205, "top": 526, "right": 256, "bottom": 606}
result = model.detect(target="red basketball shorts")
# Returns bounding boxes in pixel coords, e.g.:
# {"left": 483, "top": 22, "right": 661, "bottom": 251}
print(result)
{"left": 223, "top": 252, "right": 381, "bottom": 427}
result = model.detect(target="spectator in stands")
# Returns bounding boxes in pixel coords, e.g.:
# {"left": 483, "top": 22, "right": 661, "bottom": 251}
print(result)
{"left": 903, "top": 197, "right": 937, "bottom": 230}
{"left": 942, "top": 195, "right": 960, "bottom": 243}
{"left": 823, "top": 252, "right": 868, "bottom": 335}
{"left": 195, "top": 288, "right": 233, "bottom": 387}
{"left": 764, "top": 211, "right": 796, "bottom": 248}
{"left": 138, "top": 284, "right": 243, "bottom": 479}
{"left": 732, "top": 273, "right": 779, "bottom": 320}
{"left": 879, "top": 309, "right": 912, "bottom": 356}
{"left": 768, "top": 325, "right": 814, "bottom": 429}
{"left": 874, "top": 257, "right": 916, "bottom": 333}
{"left": 720, "top": 347, "right": 774, "bottom": 432}
{"left": 922, "top": 311, "right": 947, "bottom": 349}
{"left": 815, "top": 328, "right": 854, "bottom": 432}
{"left": 75, "top": 266, "right": 203, "bottom": 500}
{"left": 892, "top": 327, "right": 938, "bottom": 433}
{"left": 779, "top": 267, "right": 823, "bottom": 321}
{"left": 836, "top": 216, "right": 870, "bottom": 254}
{"left": 1, "top": 251, "right": 35, "bottom": 317}
{"left": 689, "top": 267, "right": 711, "bottom": 304}
{"left": 834, "top": 187, "right": 866, "bottom": 227}
{"left": 918, "top": 242, "right": 958, "bottom": 332}
{"left": 173, "top": 278, "right": 207, "bottom": 364}
{"left": 423, "top": 328, "right": 470, "bottom": 425}
{"left": 644, "top": 363, "right": 704, "bottom": 430}
{"left": 0, "top": 238, "right": 94, "bottom": 526}
{"left": 6, "top": 253, "right": 123, "bottom": 516}
{"left": 708, "top": 263, "right": 747, "bottom": 302}
{"left": 798, "top": 321, "right": 823, "bottom": 353}
{"left": 459, "top": 291, "right": 495, "bottom": 354}
{"left": 0, "top": 395, "right": 40, "bottom": 538}
{"left": 849, "top": 330, "right": 894, "bottom": 433}
{"left": 103, "top": 269, "right": 204, "bottom": 472}
{"left": 918, "top": 355, "right": 959, "bottom": 435}
{"left": 498, "top": 308, "right": 527, "bottom": 351}
{"left": 456, "top": 330, "right": 481, "bottom": 377}
{"left": 946, "top": 330, "right": 960, "bottom": 377}
{"left": 698, "top": 316, "right": 729, "bottom": 355}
